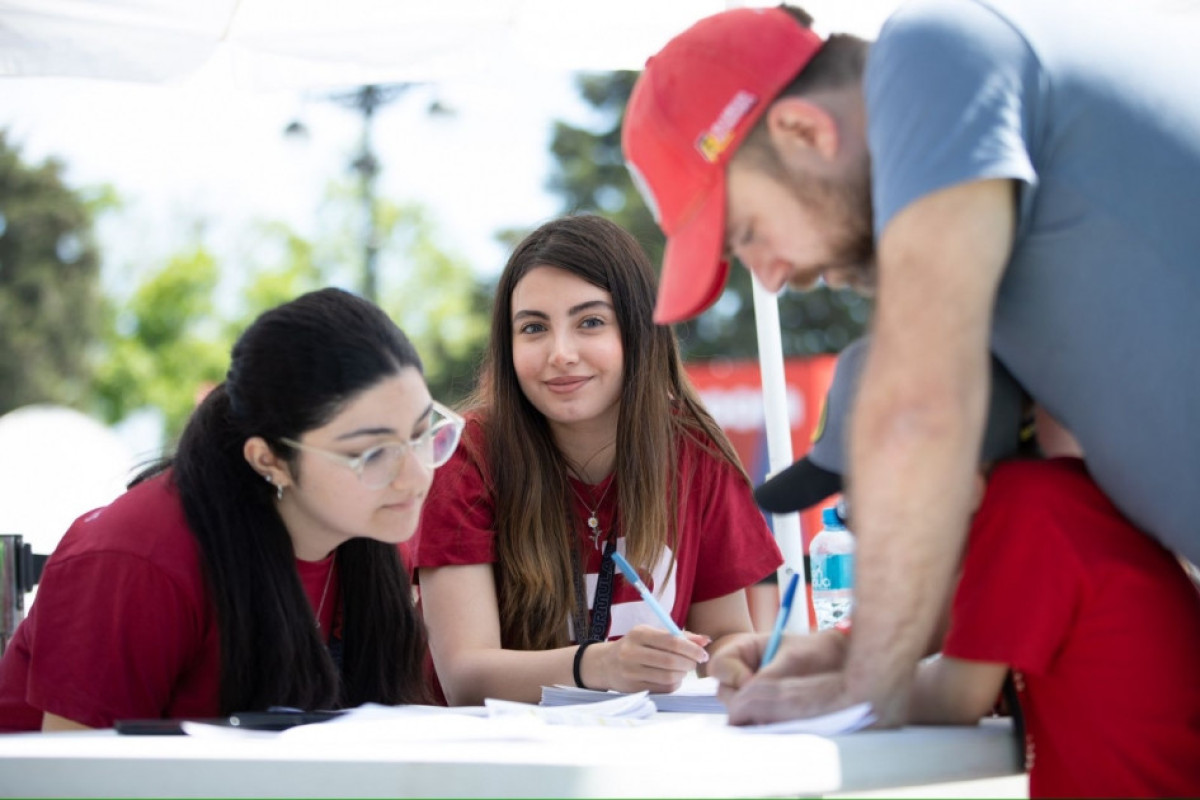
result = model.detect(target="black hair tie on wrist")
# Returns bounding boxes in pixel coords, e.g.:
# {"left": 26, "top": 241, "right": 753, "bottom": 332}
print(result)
{"left": 573, "top": 640, "right": 596, "bottom": 689}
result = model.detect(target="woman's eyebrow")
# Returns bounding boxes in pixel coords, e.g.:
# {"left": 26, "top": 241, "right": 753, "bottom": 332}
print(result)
{"left": 512, "top": 309, "right": 548, "bottom": 323}
{"left": 333, "top": 404, "right": 432, "bottom": 441}
{"left": 513, "top": 300, "right": 612, "bottom": 321}
{"left": 334, "top": 427, "right": 395, "bottom": 441}
{"left": 568, "top": 299, "right": 613, "bottom": 316}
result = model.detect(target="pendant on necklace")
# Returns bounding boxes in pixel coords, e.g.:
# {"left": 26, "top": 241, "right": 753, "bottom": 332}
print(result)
{"left": 588, "top": 517, "right": 602, "bottom": 549}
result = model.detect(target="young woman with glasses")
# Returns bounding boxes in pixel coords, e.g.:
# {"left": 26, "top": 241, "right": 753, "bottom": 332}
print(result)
{"left": 413, "top": 215, "right": 783, "bottom": 705}
{"left": 0, "top": 288, "right": 464, "bottom": 731}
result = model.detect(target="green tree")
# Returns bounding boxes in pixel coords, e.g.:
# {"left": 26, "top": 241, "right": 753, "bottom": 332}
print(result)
{"left": 92, "top": 244, "right": 230, "bottom": 440}
{"left": 376, "top": 200, "right": 491, "bottom": 402}
{"left": 92, "top": 181, "right": 489, "bottom": 444}
{"left": 237, "top": 220, "right": 326, "bottom": 314}
{"left": 543, "top": 73, "right": 870, "bottom": 359}
{"left": 317, "top": 178, "right": 491, "bottom": 403}
{"left": 0, "top": 131, "right": 105, "bottom": 414}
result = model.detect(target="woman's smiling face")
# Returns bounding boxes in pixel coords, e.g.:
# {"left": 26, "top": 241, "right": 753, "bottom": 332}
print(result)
{"left": 510, "top": 265, "right": 625, "bottom": 433}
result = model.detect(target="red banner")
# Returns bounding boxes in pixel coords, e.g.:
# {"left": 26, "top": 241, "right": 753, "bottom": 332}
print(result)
{"left": 685, "top": 354, "right": 839, "bottom": 550}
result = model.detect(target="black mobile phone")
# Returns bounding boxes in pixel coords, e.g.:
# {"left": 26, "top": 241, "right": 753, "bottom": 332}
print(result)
{"left": 115, "top": 710, "right": 343, "bottom": 735}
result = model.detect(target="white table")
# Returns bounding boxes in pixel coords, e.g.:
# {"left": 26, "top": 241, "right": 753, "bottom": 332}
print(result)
{"left": 0, "top": 716, "right": 1018, "bottom": 798}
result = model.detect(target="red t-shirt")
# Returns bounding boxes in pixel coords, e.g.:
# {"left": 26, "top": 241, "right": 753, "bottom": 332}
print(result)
{"left": 0, "top": 472, "right": 339, "bottom": 731}
{"left": 413, "top": 419, "right": 782, "bottom": 641}
{"left": 944, "top": 458, "right": 1200, "bottom": 798}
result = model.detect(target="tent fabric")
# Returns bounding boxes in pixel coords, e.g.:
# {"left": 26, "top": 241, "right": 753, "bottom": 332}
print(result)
{"left": 0, "top": 0, "right": 801, "bottom": 89}
{"left": 0, "top": 1, "right": 905, "bottom": 90}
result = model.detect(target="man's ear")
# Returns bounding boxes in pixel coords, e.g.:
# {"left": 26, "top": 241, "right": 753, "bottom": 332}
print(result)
{"left": 244, "top": 436, "right": 291, "bottom": 490}
{"left": 764, "top": 96, "right": 840, "bottom": 164}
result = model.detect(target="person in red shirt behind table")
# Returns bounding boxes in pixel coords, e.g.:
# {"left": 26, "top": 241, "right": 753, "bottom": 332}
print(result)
{"left": 713, "top": 337, "right": 1200, "bottom": 797}
{"left": 414, "top": 214, "right": 782, "bottom": 705}
{"left": 0, "top": 288, "right": 462, "bottom": 731}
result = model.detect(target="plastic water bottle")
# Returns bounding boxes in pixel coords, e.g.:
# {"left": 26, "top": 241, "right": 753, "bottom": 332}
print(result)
{"left": 810, "top": 505, "right": 855, "bottom": 630}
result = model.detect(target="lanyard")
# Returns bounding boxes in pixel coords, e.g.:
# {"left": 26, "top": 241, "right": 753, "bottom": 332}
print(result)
{"left": 588, "top": 536, "right": 618, "bottom": 643}
{"left": 569, "top": 520, "right": 619, "bottom": 643}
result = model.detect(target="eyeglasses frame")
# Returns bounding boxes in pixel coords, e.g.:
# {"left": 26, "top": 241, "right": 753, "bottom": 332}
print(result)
{"left": 278, "top": 401, "right": 465, "bottom": 488}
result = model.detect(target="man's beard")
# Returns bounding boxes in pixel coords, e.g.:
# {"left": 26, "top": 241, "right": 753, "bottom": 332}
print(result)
{"left": 786, "top": 157, "right": 877, "bottom": 294}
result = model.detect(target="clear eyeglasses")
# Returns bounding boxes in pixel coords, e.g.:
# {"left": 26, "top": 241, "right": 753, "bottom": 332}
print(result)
{"left": 280, "top": 401, "right": 465, "bottom": 490}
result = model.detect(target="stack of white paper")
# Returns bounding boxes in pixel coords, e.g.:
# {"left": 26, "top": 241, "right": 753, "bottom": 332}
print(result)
{"left": 540, "top": 674, "right": 724, "bottom": 713}
{"left": 487, "top": 691, "right": 657, "bottom": 725}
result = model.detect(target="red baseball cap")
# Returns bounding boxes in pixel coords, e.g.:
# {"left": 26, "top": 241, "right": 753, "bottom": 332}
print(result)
{"left": 622, "top": 7, "right": 824, "bottom": 324}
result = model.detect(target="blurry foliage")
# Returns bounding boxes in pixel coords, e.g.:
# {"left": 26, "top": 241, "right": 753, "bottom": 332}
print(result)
{"left": 544, "top": 72, "right": 870, "bottom": 360}
{"left": 547, "top": 73, "right": 664, "bottom": 252}
{"left": 90, "top": 174, "right": 489, "bottom": 444}
{"left": 92, "top": 245, "right": 229, "bottom": 440}
{"left": 238, "top": 220, "right": 325, "bottom": 313}
{"left": 0, "top": 131, "right": 104, "bottom": 414}
{"left": 92, "top": 223, "right": 334, "bottom": 443}
{"left": 313, "top": 179, "right": 491, "bottom": 405}
{"left": 376, "top": 199, "right": 491, "bottom": 402}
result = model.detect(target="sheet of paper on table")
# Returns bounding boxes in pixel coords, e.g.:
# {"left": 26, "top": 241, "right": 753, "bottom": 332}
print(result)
{"left": 540, "top": 674, "right": 724, "bottom": 713}
{"left": 738, "top": 702, "right": 876, "bottom": 735}
{"left": 538, "top": 674, "right": 875, "bottom": 734}
{"left": 180, "top": 692, "right": 660, "bottom": 742}
{"left": 179, "top": 690, "right": 874, "bottom": 743}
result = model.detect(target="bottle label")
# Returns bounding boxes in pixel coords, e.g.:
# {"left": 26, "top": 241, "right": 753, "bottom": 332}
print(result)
{"left": 812, "top": 553, "right": 854, "bottom": 592}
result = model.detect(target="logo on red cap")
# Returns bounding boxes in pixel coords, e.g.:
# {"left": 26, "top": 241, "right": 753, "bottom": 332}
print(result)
{"left": 695, "top": 90, "right": 759, "bottom": 163}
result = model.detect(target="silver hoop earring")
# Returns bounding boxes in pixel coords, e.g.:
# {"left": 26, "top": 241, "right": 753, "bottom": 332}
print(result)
{"left": 276, "top": 483, "right": 284, "bottom": 501}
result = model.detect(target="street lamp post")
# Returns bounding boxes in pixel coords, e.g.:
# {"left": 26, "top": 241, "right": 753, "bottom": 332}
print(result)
{"left": 286, "top": 82, "right": 450, "bottom": 303}
{"left": 336, "top": 84, "right": 411, "bottom": 303}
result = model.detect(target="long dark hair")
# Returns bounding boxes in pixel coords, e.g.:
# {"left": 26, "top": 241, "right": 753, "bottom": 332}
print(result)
{"left": 143, "top": 287, "right": 432, "bottom": 712}
{"left": 465, "top": 215, "right": 747, "bottom": 650}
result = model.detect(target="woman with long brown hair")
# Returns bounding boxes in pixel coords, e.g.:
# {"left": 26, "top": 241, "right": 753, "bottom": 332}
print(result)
{"left": 414, "top": 215, "right": 782, "bottom": 704}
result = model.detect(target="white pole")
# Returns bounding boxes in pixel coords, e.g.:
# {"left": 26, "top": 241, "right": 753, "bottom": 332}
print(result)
{"left": 750, "top": 276, "right": 813, "bottom": 633}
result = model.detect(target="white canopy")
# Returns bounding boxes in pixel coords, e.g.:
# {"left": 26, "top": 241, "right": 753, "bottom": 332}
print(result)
{"left": 0, "top": 1, "right": 898, "bottom": 90}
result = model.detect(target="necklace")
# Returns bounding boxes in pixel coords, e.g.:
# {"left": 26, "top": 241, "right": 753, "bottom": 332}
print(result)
{"left": 568, "top": 474, "right": 615, "bottom": 550}
{"left": 315, "top": 552, "right": 336, "bottom": 631}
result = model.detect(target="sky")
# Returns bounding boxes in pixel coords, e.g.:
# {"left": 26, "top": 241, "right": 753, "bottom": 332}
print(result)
{"left": 0, "top": 62, "right": 594, "bottom": 290}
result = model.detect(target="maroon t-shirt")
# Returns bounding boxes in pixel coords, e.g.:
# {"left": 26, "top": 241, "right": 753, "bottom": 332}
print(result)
{"left": 0, "top": 472, "right": 338, "bottom": 730}
{"left": 413, "top": 417, "right": 782, "bottom": 641}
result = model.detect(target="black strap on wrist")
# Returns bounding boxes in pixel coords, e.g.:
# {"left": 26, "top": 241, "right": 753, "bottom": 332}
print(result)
{"left": 573, "top": 640, "right": 597, "bottom": 689}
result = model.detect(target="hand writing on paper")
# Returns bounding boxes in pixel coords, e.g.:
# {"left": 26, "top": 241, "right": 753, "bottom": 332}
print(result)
{"left": 710, "top": 630, "right": 856, "bottom": 725}
{"left": 587, "top": 625, "right": 710, "bottom": 694}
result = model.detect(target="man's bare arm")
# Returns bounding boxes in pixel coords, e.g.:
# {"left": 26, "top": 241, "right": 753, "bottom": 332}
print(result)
{"left": 843, "top": 178, "right": 1015, "bottom": 726}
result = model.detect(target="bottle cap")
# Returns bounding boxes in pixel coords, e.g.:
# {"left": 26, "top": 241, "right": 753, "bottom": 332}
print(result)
{"left": 822, "top": 506, "right": 844, "bottom": 529}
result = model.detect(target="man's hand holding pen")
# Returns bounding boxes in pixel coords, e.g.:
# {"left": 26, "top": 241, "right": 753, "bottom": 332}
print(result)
{"left": 709, "top": 629, "right": 851, "bottom": 724}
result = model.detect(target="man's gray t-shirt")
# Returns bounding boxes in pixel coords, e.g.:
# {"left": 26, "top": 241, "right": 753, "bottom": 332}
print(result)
{"left": 864, "top": 0, "right": 1200, "bottom": 562}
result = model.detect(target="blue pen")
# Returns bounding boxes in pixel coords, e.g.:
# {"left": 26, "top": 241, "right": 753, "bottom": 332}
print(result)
{"left": 610, "top": 551, "right": 684, "bottom": 637}
{"left": 761, "top": 572, "right": 800, "bottom": 667}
